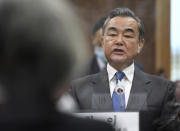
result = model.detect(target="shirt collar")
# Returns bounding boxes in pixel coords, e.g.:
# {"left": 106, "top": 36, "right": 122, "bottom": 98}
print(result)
{"left": 107, "top": 62, "right": 134, "bottom": 82}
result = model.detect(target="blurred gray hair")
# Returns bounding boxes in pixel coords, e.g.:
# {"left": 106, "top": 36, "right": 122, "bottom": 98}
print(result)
{"left": 0, "top": 0, "right": 89, "bottom": 90}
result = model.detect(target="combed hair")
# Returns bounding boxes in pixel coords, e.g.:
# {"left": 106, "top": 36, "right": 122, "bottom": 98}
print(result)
{"left": 102, "top": 8, "right": 145, "bottom": 41}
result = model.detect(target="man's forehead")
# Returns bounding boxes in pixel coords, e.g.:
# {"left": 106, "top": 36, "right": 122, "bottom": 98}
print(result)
{"left": 106, "top": 16, "right": 138, "bottom": 30}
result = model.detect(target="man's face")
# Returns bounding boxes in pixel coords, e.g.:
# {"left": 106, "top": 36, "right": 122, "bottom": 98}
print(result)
{"left": 102, "top": 16, "right": 144, "bottom": 69}
{"left": 92, "top": 28, "right": 103, "bottom": 47}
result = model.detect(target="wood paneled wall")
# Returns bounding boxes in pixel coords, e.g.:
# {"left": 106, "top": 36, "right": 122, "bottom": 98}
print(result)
{"left": 155, "top": 0, "right": 170, "bottom": 79}
{"left": 68, "top": 0, "right": 170, "bottom": 77}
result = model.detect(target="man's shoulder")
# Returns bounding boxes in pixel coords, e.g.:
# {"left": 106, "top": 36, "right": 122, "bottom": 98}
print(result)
{"left": 72, "top": 70, "right": 105, "bottom": 85}
{"left": 57, "top": 112, "right": 114, "bottom": 131}
{"left": 145, "top": 72, "right": 172, "bottom": 83}
{"left": 0, "top": 112, "right": 114, "bottom": 131}
{"left": 137, "top": 69, "right": 174, "bottom": 87}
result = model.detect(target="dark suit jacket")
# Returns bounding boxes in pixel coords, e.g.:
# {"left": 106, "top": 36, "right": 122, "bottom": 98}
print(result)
{"left": 70, "top": 67, "right": 180, "bottom": 131}
{"left": 0, "top": 111, "right": 114, "bottom": 131}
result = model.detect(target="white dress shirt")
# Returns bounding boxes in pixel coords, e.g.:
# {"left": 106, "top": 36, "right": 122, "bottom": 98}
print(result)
{"left": 107, "top": 63, "right": 134, "bottom": 107}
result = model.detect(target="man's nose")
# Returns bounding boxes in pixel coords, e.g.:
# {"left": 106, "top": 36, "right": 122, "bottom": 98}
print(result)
{"left": 115, "top": 34, "right": 124, "bottom": 45}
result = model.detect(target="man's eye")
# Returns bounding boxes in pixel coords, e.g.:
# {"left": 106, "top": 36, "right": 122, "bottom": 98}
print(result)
{"left": 108, "top": 34, "right": 117, "bottom": 37}
{"left": 124, "top": 35, "right": 133, "bottom": 38}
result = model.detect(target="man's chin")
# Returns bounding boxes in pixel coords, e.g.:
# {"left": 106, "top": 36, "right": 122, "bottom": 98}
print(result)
{"left": 110, "top": 58, "right": 126, "bottom": 65}
{"left": 109, "top": 59, "right": 133, "bottom": 69}
{"left": 110, "top": 60, "right": 126, "bottom": 67}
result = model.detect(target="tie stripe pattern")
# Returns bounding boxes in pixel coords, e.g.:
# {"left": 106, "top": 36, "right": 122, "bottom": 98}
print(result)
{"left": 112, "top": 72, "right": 126, "bottom": 112}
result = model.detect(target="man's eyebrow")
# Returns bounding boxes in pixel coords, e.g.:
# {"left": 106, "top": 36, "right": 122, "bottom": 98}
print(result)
{"left": 124, "top": 28, "right": 135, "bottom": 33}
{"left": 107, "top": 27, "right": 118, "bottom": 32}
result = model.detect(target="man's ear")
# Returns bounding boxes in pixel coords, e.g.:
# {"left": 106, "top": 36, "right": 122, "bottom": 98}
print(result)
{"left": 137, "top": 39, "right": 144, "bottom": 54}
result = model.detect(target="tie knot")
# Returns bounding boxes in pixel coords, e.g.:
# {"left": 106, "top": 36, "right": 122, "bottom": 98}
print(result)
{"left": 115, "top": 72, "right": 125, "bottom": 81}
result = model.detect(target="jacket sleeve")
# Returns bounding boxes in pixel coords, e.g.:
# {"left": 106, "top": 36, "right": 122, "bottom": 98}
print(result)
{"left": 154, "top": 81, "right": 180, "bottom": 131}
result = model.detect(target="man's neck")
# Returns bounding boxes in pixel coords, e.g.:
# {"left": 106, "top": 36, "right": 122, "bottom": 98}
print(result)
{"left": 109, "top": 61, "right": 133, "bottom": 71}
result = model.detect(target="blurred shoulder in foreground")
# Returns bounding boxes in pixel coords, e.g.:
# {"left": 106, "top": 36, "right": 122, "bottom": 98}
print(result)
{"left": 0, "top": 0, "right": 114, "bottom": 131}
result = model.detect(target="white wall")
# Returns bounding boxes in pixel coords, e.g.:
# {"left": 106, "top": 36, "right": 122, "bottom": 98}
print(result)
{"left": 171, "top": 0, "right": 180, "bottom": 81}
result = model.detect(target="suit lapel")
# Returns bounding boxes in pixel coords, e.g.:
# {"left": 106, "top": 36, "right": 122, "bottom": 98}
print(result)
{"left": 91, "top": 69, "right": 113, "bottom": 111}
{"left": 126, "top": 67, "right": 152, "bottom": 111}
{"left": 90, "top": 67, "right": 152, "bottom": 111}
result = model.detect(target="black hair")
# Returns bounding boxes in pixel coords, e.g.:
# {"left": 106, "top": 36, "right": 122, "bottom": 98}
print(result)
{"left": 92, "top": 16, "right": 107, "bottom": 35}
{"left": 102, "top": 8, "right": 144, "bottom": 41}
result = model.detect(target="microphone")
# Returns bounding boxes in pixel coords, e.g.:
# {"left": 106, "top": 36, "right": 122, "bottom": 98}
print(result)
{"left": 116, "top": 88, "right": 124, "bottom": 95}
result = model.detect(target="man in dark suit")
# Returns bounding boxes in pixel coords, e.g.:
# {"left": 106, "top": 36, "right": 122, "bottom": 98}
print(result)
{"left": 89, "top": 17, "right": 107, "bottom": 74}
{"left": 70, "top": 8, "right": 180, "bottom": 131}
{"left": 0, "top": 0, "right": 115, "bottom": 131}
{"left": 74, "top": 17, "right": 107, "bottom": 79}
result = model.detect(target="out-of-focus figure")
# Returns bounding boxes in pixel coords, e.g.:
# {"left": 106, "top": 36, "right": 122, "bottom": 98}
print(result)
{"left": 156, "top": 68, "right": 167, "bottom": 78}
{"left": 91, "top": 17, "right": 107, "bottom": 73}
{"left": 74, "top": 17, "right": 107, "bottom": 78}
{"left": 57, "top": 17, "right": 107, "bottom": 113}
{"left": 0, "top": 0, "right": 114, "bottom": 131}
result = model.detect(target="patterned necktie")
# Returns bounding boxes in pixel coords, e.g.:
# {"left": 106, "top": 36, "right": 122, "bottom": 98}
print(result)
{"left": 112, "top": 72, "right": 125, "bottom": 112}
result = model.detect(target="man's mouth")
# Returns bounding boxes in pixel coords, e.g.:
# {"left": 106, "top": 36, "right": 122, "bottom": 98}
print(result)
{"left": 112, "top": 49, "right": 125, "bottom": 55}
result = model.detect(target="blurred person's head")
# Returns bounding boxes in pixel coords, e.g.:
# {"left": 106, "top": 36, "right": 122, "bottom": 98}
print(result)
{"left": 0, "top": 0, "right": 88, "bottom": 118}
{"left": 92, "top": 17, "right": 106, "bottom": 47}
{"left": 101, "top": 8, "right": 145, "bottom": 71}
{"left": 92, "top": 17, "right": 107, "bottom": 62}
